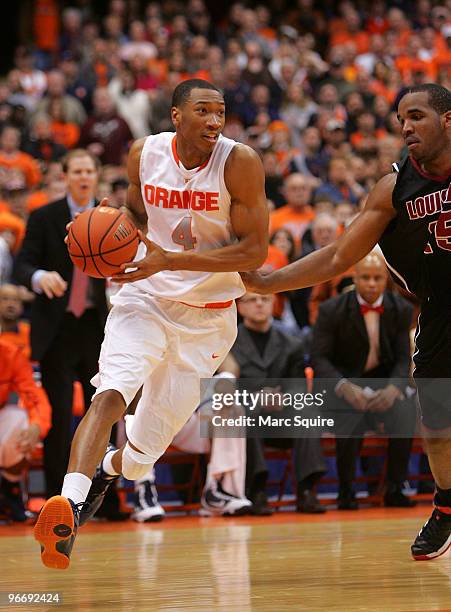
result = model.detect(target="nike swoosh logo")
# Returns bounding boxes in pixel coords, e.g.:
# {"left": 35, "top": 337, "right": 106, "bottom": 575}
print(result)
{"left": 212, "top": 354, "right": 220, "bottom": 359}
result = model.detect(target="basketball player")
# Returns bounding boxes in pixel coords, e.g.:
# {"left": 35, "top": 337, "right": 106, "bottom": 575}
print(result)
{"left": 243, "top": 83, "right": 451, "bottom": 561}
{"left": 34, "top": 79, "right": 269, "bottom": 569}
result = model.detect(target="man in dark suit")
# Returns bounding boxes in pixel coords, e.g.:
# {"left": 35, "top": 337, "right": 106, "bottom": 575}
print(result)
{"left": 312, "top": 251, "right": 416, "bottom": 509}
{"left": 14, "top": 149, "right": 108, "bottom": 498}
{"left": 231, "top": 292, "right": 327, "bottom": 515}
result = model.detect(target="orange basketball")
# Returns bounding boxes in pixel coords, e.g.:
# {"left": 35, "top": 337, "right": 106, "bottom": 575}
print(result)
{"left": 67, "top": 206, "right": 139, "bottom": 278}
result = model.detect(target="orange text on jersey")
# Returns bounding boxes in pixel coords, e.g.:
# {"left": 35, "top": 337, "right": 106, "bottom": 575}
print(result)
{"left": 144, "top": 184, "right": 220, "bottom": 211}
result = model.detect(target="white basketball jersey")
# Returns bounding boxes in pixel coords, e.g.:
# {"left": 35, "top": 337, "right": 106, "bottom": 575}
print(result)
{"left": 131, "top": 132, "right": 245, "bottom": 305}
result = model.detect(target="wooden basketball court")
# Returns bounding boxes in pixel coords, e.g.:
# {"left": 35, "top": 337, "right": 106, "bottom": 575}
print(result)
{"left": 1, "top": 506, "right": 450, "bottom": 611}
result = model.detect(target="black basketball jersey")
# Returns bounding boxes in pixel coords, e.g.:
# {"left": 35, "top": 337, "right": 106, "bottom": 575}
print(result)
{"left": 378, "top": 155, "right": 451, "bottom": 305}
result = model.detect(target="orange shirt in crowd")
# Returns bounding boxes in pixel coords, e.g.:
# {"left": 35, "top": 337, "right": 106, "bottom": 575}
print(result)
{"left": 350, "top": 128, "right": 388, "bottom": 148}
{"left": 26, "top": 191, "right": 49, "bottom": 212}
{"left": 261, "top": 244, "right": 289, "bottom": 319}
{"left": 269, "top": 205, "right": 315, "bottom": 247}
{"left": 329, "top": 30, "right": 370, "bottom": 54}
{"left": 395, "top": 56, "right": 436, "bottom": 81}
{"left": 33, "top": 0, "right": 59, "bottom": 52}
{"left": 308, "top": 268, "right": 354, "bottom": 325}
{"left": 0, "top": 321, "right": 32, "bottom": 361}
{"left": 0, "top": 152, "right": 42, "bottom": 188}
{"left": 0, "top": 211, "right": 26, "bottom": 252}
{"left": 0, "top": 339, "right": 51, "bottom": 438}
{"left": 50, "top": 121, "right": 80, "bottom": 149}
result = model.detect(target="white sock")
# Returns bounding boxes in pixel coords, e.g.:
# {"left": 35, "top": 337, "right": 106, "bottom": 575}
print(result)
{"left": 61, "top": 473, "right": 92, "bottom": 504}
{"left": 102, "top": 450, "right": 120, "bottom": 477}
{"left": 136, "top": 466, "right": 155, "bottom": 485}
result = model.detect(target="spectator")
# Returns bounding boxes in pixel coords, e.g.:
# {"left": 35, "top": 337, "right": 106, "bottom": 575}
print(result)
{"left": 312, "top": 252, "right": 417, "bottom": 509}
{"left": 0, "top": 284, "right": 31, "bottom": 358}
{"left": 0, "top": 212, "right": 25, "bottom": 284}
{"left": 232, "top": 292, "right": 327, "bottom": 515}
{"left": 14, "top": 149, "right": 108, "bottom": 498}
{"left": 22, "top": 114, "right": 67, "bottom": 163}
{"left": 109, "top": 178, "right": 128, "bottom": 209}
{"left": 119, "top": 20, "right": 157, "bottom": 62}
{"left": 34, "top": 70, "right": 87, "bottom": 127}
{"left": 80, "top": 87, "right": 133, "bottom": 166}
{"left": 0, "top": 126, "right": 42, "bottom": 189}
{"left": 47, "top": 98, "right": 80, "bottom": 150}
{"left": 0, "top": 339, "right": 51, "bottom": 521}
{"left": 108, "top": 65, "right": 151, "bottom": 139}
{"left": 290, "top": 213, "right": 341, "bottom": 331}
{"left": 269, "top": 173, "right": 315, "bottom": 247}
{"left": 314, "top": 157, "right": 365, "bottom": 206}
{"left": 172, "top": 372, "right": 252, "bottom": 517}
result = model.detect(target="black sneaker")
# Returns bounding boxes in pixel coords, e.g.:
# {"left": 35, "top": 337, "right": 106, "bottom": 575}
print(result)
{"left": 201, "top": 480, "right": 252, "bottom": 516}
{"left": 132, "top": 478, "right": 165, "bottom": 522}
{"left": 249, "top": 490, "right": 273, "bottom": 516}
{"left": 411, "top": 508, "right": 451, "bottom": 560}
{"left": 0, "top": 479, "right": 30, "bottom": 522}
{"left": 384, "top": 490, "right": 417, "bottom": 508}
{"left": 34, "top": 496, "right": 85, "bottom": 570}
{"left": 79, "top": 444, "right": 120, "bottom": 526}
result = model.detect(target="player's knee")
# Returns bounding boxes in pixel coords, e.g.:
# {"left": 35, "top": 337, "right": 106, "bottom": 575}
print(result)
{"left": 122, "top": 442, "right": 154, "bottom": 480}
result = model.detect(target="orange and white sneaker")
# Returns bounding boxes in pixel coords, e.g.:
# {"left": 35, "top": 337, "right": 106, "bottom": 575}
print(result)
{"left": 34, "top": 496, "right": 84, "bottom": 570}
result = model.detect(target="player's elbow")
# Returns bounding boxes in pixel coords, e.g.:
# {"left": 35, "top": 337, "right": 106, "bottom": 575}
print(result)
{"left": 242, "top": 243, "right": 268, "bottom": 270}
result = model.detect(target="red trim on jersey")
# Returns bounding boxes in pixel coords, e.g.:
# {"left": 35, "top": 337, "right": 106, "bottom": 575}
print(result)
{"left": 410, "top": 156, "right": 451, "bottom": 183}
{"left": 436, "top": 504, "right": 451, "bottom": 514}
{"left": 171, "top": 136, "right": 211, "bottom": 172}
{"left": 180, "top": 299, "right": 233, "bottom": 309}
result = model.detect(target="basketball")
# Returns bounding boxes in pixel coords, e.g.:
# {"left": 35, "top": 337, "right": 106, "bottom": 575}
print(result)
{"left": 67, "top": 206, "right": 139, "bottom": 278}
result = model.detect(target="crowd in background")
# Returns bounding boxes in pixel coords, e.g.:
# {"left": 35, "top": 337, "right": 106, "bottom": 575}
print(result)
{"left": 0, "top": 0, "right": 447, "bottom": 521}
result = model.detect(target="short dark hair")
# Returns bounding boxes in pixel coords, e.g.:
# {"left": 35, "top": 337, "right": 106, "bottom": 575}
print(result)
{"left": 400, "top": 83, "right": 451, "bottom": 115}
{"left": 171, "top": 78, "right": 222, "bottom": 107}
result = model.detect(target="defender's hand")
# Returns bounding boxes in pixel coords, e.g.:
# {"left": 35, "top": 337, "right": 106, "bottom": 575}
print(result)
{"left": 240, "top": 270, "right": 273, "bottom": 294}
{"left": 112, "top": 231, "right": 170, "bottom": 284}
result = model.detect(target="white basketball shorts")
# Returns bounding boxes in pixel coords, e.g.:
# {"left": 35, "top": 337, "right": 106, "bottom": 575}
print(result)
{"left": 91, "top": 287, "right": 237, "bottom": 461}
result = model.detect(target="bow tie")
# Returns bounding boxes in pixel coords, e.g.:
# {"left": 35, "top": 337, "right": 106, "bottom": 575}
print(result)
{"left": 360, "top": 304, "right": 384, "bottom": 315}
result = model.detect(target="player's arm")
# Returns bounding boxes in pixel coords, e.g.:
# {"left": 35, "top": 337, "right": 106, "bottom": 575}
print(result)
{"left": 243, "top": 173, "right": 397, "bottom": 294}
{"left": 165, "top": 144, "right": 268, "bottom": 272}
{"left": 122, "top": 138, "right": 148, "bottom": 232}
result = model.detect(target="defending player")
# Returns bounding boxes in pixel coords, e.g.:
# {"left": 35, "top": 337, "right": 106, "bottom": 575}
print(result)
{"left": 34, "top": 79, "right": 269, "bottom": 569}
{"left": 243, "top": 83, "right": 451, "bottom": 561}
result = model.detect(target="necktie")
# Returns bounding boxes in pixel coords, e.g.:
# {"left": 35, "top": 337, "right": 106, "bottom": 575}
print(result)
{"left": 68, "top": 266, "right": 89, "bottom": 318}
{"left": 361, "top": 304, "right": 382, "bottom": 372}
{"left": 360, "top": 304, "right": 384, "bottom": 315}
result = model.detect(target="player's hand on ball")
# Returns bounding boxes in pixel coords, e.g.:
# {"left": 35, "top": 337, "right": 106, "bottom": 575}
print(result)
{"left": 112, "top": 231, "right": 169, "bottom": 284}
{"left": 39, "top": 271, "right": 68, "bottom": 298}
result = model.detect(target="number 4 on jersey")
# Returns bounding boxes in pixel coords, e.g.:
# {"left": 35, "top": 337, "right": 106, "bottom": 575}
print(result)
{"left": 172, "top": 217, "right": 197, "bottom": 250}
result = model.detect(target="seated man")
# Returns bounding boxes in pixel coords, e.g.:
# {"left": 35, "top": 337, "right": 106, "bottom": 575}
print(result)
{"left": 173, "top": 371, "right": 251, "bottom": 517}
{"left": 312, "top": 252, "right": 417, "bottom": 509}
{"left": 232, "top": 293, "right": 327, "bottom": 515}
{"left": 0, "top": 338, "right": 51, "bottom": 521}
